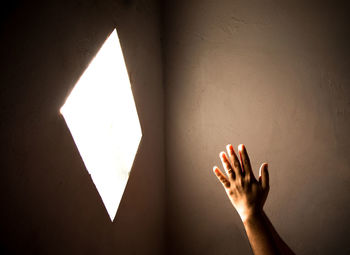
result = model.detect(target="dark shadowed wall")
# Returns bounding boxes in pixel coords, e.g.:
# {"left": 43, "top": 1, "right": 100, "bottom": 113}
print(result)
{"left": 0, "top": 0, "right": 164, "bottom": 254}
{"left": 164, "top": 0, "right": 350, "bottom": 254}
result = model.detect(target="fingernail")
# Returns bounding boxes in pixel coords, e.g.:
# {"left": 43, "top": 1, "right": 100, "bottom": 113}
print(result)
{"left": 238, "top": 144, "right": 244, "bottom": 151}
{"left": 220, "top": 151, "right": 225, "bottom": 158}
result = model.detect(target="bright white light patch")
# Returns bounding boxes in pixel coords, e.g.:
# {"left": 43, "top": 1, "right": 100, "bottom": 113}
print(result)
{"left": 60, "top": 29, "right": 142, "bottom": 221}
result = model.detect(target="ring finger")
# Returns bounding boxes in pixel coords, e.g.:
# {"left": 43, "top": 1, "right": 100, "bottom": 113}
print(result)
{"left": 220, "top": 151, "right": 235, "bottom": 180}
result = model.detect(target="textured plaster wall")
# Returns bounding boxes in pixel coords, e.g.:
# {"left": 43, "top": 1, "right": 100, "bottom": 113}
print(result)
{"left": 0, "top": 0, "right": 164, "bottom": 254}
{"left": 164, "top": 1, "right": 350, "bottom": 254}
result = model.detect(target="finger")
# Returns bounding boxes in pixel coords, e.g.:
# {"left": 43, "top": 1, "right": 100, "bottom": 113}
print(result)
{"left": 259, "top": 163, "right": 269, "bottom": 191}
{"left": 238, "top": 144, "right": 255, "bottom": 180}
{"left": 226, "top": 144, "right": 242, "bottom": 178}
{"left": 220, "top": 152, "right": 235, "bottom": 180}
{"left": 213, "top": 166, "right": 230, "bottom": 188}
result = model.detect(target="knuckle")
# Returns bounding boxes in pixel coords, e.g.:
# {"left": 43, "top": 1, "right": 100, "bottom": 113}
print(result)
{"left": 236, "top": 185, "right": 243, "bottom": 192}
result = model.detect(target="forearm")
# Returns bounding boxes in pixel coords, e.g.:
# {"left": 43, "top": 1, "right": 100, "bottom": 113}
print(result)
{"left": 262, "top": 212, "right": 295, "bottom": 255}
{"left": 243, "top": 211, "right": 279, "bottom": 255}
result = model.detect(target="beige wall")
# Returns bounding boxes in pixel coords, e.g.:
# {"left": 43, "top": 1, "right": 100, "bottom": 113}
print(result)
{"left": 164, "top": 0, "right": 350, "bottom": 254}
{"left": 0, "top": 0, "right": 164, "bottom": 254}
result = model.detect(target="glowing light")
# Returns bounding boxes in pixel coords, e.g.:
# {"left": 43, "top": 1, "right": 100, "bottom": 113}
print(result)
{"left": 60, "top": 29, "right": 142, "bottom": 221}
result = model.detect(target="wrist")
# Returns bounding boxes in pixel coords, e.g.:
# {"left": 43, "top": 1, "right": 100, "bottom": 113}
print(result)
{"left": 241, "top": 209, "right": 264, "bottom": 225}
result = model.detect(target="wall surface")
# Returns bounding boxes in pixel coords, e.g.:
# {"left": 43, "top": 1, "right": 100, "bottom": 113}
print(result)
{"left": 164, "top": 0, "right": 350, "bottom": 254}
{"left": 0, "top": 0, "right": 164, "bottom": 254}
{"left": 2, "top": 1, "right": 350, "bottom": 254}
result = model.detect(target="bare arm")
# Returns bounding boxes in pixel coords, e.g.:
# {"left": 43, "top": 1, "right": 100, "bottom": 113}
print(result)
{"left": 262, "top": 212, "right": 295, "bottom": 255}
{"left": 213, "top": 144, "right": 295, "bottom": 255}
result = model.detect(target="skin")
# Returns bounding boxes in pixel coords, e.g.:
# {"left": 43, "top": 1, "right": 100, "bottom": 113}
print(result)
{"left": 213, "top": 144, "right": 295, "bottom": 255}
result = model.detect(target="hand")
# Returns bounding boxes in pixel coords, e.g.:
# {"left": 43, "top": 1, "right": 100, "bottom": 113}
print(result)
{"left": 213, "top": 144, "right": 269, "bottom": 222}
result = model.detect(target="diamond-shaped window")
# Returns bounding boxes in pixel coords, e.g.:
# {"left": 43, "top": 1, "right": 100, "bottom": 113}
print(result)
{"left": 60, "top": 29, "right": 142, "bottom": 221}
